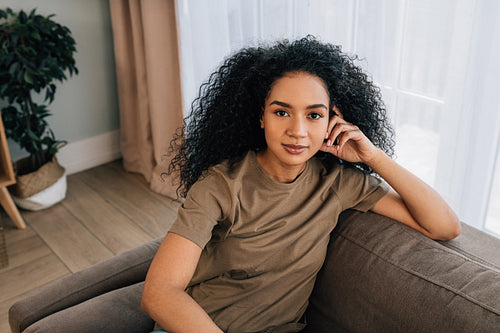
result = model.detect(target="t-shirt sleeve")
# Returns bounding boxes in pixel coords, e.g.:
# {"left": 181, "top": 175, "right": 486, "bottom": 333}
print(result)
{"left": 168, "top": 172, "right": 230, "bottom": 249}
{"left": 335, "top": 165, "right": 390, "bottom": 212}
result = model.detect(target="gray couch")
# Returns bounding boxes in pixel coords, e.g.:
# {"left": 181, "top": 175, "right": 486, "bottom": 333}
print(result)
{"left": 9, "top": 210, "right": 500, "bottom": 332}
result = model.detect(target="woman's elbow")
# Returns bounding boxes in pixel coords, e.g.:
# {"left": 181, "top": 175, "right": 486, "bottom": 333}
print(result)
{"left": 446, "top": 221, "right": 462, "bottom": 240}
{"left": 141, "top": 290, "right": 153, "bottom": 314}
{"left": 141, "top": 282, "right": 159, "bottom": 315}
{"left": 432, "top": 216, "right": 461, "bottom": 241}
{"left": 451, "top": 218, "right": 462, "bottom": 237}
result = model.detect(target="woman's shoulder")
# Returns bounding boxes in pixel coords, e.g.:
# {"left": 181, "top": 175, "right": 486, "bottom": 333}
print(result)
{"left": 192, "top": 151, "right": 253, "bottom": 189}
{"left": 312, "top": 156, "right": 371, "bottom": 182}
{"left": 184, "top": 152, "right": 254, "bottom": 216}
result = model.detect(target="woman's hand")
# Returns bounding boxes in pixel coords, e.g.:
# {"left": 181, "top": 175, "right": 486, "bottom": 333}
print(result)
{"left": 320, "top": 112, "right": 378, "bottom": 164}
{"left": 320, "top": 108, "right": 460, "bottom": 240}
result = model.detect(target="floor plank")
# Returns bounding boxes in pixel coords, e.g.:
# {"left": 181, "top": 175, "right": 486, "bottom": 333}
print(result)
{"left": 2, "top": 226, "right": 51, "bottom": 270}
{"left": 78, "top": 164, "right": 178, "bottom": 237}
{"left": 24, "top": 205, "right": 114, "bottom": 273}
{"left": 108, "top": 160, "right": 182, "bottom": 209}
{"left": 63, "top": 175, "right": 153, "bottom": 254}
{"left": 0, "top": 253, "right": 69, "bottom": 302}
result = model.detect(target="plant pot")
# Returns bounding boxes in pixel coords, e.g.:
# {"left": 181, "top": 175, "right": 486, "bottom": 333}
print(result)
{"left": 9, "top": 156, "right": 67, "bottom": 211}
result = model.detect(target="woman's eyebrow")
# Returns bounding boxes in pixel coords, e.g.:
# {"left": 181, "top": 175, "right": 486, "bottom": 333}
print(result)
{"left": 269, "top": 100, "right": 291, "bottom": 108}
{"left": 269, "top": 100, "right": 328, "bottom": 110}
{"left": 306, "top": 104, "right": 328, "bottom": 110}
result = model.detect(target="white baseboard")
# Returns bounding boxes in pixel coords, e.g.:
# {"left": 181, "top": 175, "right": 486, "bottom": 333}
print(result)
{"left": 57, "top": 130, "right": 122, "bottom": 175}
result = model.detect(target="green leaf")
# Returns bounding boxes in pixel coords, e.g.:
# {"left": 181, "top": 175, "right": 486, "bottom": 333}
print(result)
{"left": 9, "top": 62, "right": 20, "bottom": 76}
{"left": 19, "top": 10, "right": 27, "bottom": 23}
{"left": 0, "top": 84, "right": 8, "bottom": 96}
{"left": 41, "top": 136, "right": 55, "bottom": 145}
{"left": 24, "top": 71, "right": 34, "bottom": 84}
{"left": 10, "top": 32, "right": 19, "bottom": 46}
{"left": 26, "top": 129, "right": 41, "bottom": 142}
{"left": 31, "top": 30, "right": 41, "bottom": 41}
{"left": 1, "top": 105, "right": 18, "bottom": 121}
{"left": 30, "top": 140, "right": 41, "bottom": 152}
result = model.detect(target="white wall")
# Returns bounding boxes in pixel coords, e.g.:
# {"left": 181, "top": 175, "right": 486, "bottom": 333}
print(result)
{"left": 1, "top": 0, "right": 121, "bottom": 173}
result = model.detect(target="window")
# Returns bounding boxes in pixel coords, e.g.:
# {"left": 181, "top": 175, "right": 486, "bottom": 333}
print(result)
{"left": 175, "top": 0, "right": 500, "bottom": 236}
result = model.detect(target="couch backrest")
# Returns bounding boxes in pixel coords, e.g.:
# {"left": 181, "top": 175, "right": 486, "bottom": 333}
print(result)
{"left": 305, "top": 210, "right": 500, "bottom": 333}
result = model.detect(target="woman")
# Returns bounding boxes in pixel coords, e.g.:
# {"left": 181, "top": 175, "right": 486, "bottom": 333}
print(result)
{"left": 141, "top": 36, "right": 460, "bottom": 333}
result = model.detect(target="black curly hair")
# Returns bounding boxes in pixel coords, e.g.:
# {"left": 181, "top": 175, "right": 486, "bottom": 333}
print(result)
{"left": 167, "top": 36, "right": 395, "bottom": 198}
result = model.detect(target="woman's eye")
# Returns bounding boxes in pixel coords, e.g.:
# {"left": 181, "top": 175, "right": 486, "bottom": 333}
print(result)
{"left": 309, "top": 112, "right": 323, "bottom": 120}
{"left": 275, "top": 110, "right": 289, "bottom": 117}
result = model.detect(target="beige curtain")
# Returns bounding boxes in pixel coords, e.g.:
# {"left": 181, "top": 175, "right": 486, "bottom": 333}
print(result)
{"left": 109, "top": 0, "right": 183, "bottom": 199}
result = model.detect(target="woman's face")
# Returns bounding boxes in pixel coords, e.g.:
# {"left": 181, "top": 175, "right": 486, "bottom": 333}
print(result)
{"left": 259, "top": 72, "right": 330, "bottom": 173}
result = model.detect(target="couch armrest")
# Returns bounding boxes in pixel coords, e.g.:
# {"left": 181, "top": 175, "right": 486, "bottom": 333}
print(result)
{"left": 9, "top": 237, "right": 162, "bottom": 333}
{"left": 306, "top": 210, "right": 500, "bottom": 333}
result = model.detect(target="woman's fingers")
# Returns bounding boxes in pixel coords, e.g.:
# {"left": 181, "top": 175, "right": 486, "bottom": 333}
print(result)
{"left": 325, "top": 116, "right": 337, "bottom": 140}
{"left": 336, "top": 129, "right": 359, "bottom": 149}
{"left": 322, "top": 115, "right": 377, "bottom": 162}
{"left": 325, "top": 115, "right": 341, "bottom": 144}
{"left": 325, "top": 109, "right": 343, "bottom": 138}
{"left": 325, "top": 118, "right": 360, "bottom": 147}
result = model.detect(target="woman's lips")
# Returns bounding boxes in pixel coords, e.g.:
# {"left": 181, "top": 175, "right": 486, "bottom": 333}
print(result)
{"left": 282, "top": 144, "right": 307, "bottom": 154}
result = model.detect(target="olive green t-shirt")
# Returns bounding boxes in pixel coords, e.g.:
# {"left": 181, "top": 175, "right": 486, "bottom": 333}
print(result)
{"left": 169, "top": 151, "right": 389, "bottom": 333}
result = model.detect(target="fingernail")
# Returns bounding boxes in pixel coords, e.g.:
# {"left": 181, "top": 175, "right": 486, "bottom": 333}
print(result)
{"left": 325, "top": 132, "right": 329, "bottom": 139}
{"left": 327, "top": 140, "right": 331, "bottom": 146}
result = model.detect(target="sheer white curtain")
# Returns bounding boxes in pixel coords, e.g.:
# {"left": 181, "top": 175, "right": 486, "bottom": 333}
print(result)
{"left": 175, "top": 0, "right": 500, "bottom": 236}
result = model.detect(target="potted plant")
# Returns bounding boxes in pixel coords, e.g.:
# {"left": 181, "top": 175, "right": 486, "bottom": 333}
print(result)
{"left": 0, "top": 8, "right": 78, "bottom": 210}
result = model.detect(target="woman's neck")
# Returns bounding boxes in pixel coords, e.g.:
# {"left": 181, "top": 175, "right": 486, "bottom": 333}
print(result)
{"left": 256, "top": 150, "right": 307, "bottom": 183}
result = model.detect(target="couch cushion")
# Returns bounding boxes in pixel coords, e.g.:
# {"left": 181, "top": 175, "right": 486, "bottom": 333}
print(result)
{"left": 305, "top": 210, "right": 500, "bottom": 333}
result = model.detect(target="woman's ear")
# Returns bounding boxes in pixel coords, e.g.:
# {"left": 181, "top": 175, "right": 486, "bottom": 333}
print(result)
{"left": 260, "top": 108, "right": 265, "bottom": 128}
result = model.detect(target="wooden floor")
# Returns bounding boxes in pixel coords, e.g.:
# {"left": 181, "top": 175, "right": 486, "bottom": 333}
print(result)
{"left": 0, "top": 160, "right": 180, "bottom": 333}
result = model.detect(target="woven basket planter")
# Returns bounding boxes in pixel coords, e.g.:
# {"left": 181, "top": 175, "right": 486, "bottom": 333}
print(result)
{"left": 9, "top": 156, "right": 67, "bottom": 211}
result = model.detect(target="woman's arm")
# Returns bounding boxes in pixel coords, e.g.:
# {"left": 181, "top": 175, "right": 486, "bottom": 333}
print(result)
{"left": 141, "top": 232, "right": 223, "bottom": 333}
{"left": 321, "top": 115, "right": 460, "bottom": 240}
{"left": 367, "top": 149, "right": 460, "bottom": 240}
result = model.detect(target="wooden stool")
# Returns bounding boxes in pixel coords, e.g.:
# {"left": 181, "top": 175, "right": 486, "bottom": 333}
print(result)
{"left": 0, "top": 118, "right": 26, "bottom": 229}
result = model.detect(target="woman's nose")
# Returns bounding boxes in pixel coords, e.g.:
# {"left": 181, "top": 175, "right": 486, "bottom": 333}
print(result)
{"left": 287, "top": 118, "right": 307, "bottom": 137}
